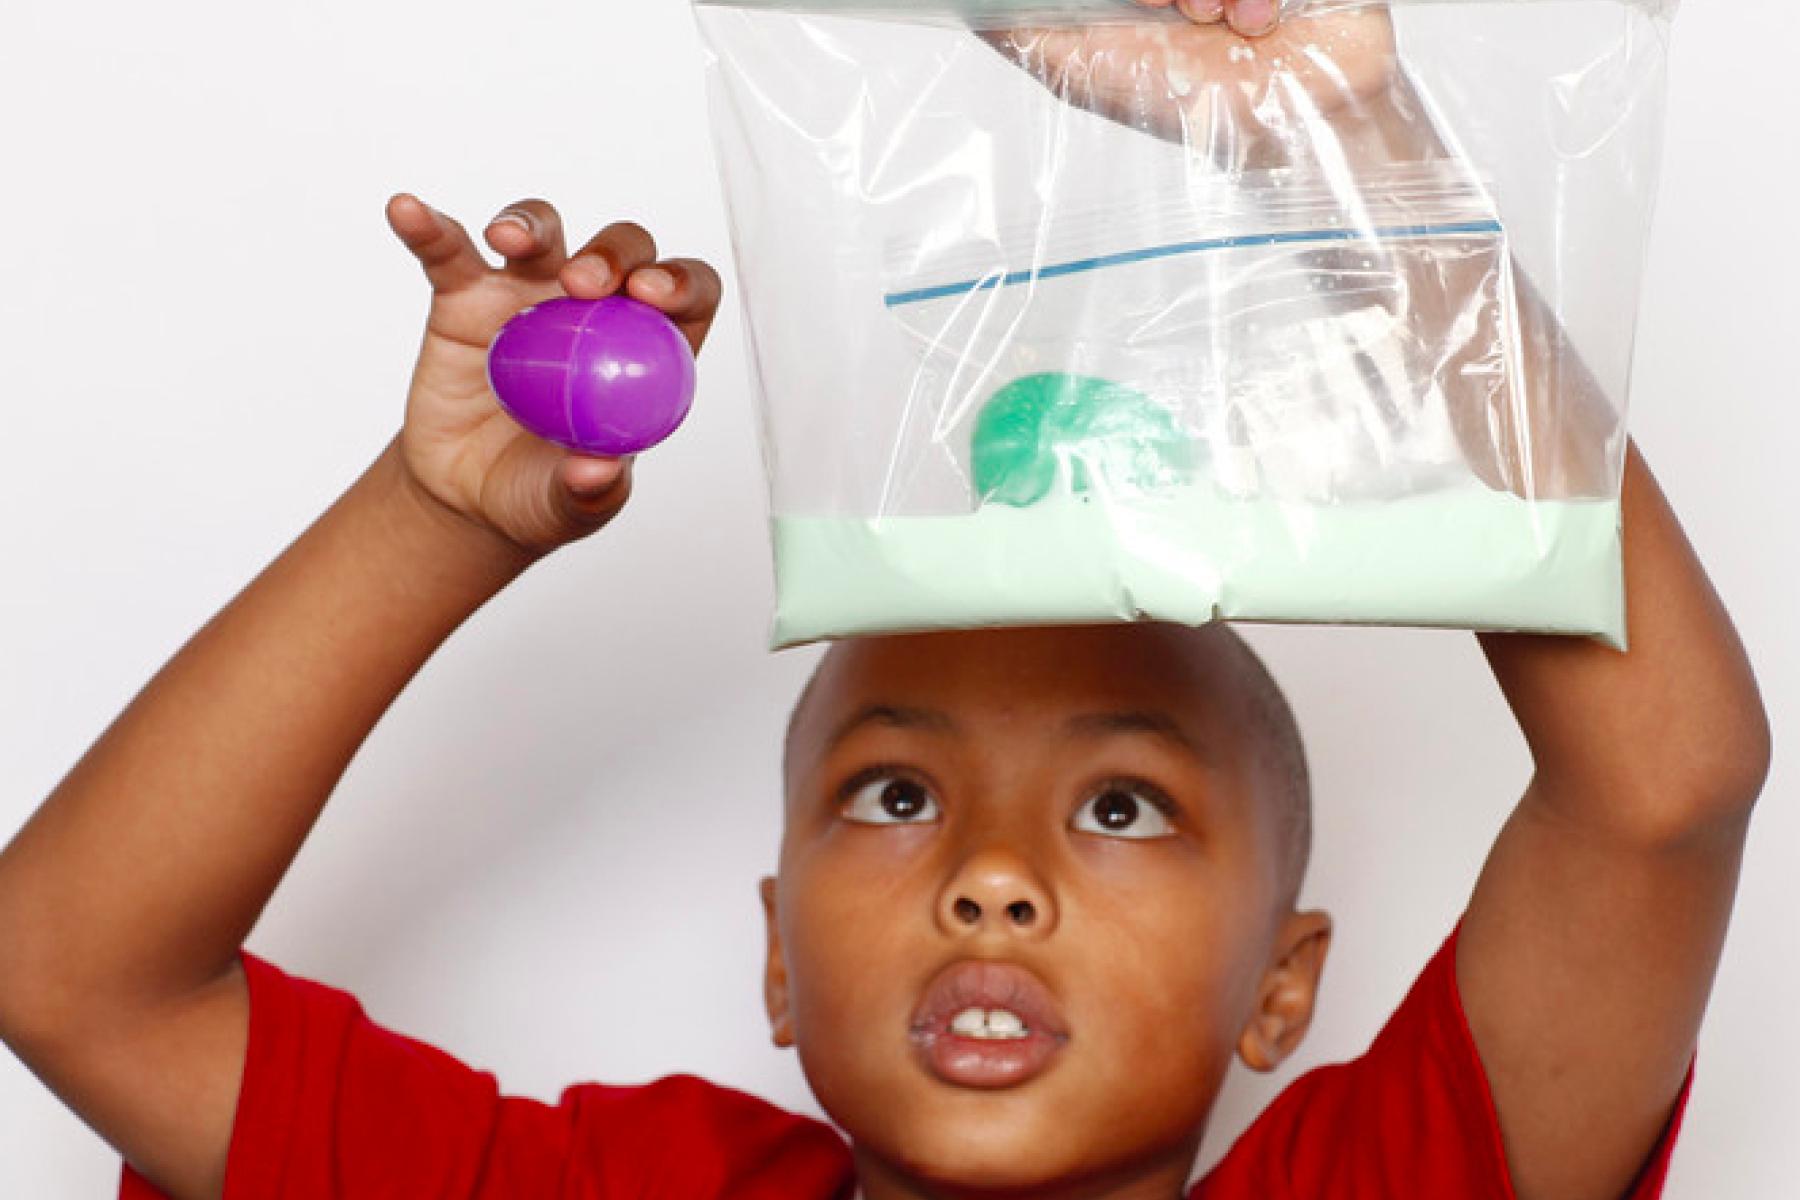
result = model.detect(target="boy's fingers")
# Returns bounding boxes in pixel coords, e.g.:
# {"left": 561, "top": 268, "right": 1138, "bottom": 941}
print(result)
{"left": 1225, "top": 0, "right": 1279, "bottom": 35}
{"left": 626, "top": 258, "right": 724, "bottom": 354}
{"left": 1177, "top": 0, "right": 1227, "bottom": 22}
{"left": 485, "top": 198, "right": 568, "bottom": 282}
{"left": 386, "top": 193, "right": 489, "bottom": 294}
{"left": 562, "top": 221, "right": 660, "bottom": 300}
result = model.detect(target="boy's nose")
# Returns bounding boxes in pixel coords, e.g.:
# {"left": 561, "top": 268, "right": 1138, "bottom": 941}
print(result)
{"left": 937, "top": 848, "right": 1057, "bottom": 939}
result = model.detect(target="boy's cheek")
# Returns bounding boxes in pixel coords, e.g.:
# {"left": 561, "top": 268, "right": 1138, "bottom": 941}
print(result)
{"left": 781, "top": 880, "right": 916, "bottom": 1035}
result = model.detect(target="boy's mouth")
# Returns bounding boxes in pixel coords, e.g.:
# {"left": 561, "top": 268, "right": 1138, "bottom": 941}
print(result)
{"left": 908, "top": 959, "right": 1071, "bottom": 1089}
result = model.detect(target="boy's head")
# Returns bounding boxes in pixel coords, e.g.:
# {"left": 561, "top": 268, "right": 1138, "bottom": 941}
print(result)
{"left": 762, "top": 622, "right": 1333, "bottom": 1195}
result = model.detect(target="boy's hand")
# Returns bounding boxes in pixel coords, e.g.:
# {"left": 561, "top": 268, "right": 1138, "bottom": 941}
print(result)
{"left": 384, "top": 195, "right": 723, "bottom": 557}
{"left": 988, "top": 0, "right": 1398, "bottom": 153}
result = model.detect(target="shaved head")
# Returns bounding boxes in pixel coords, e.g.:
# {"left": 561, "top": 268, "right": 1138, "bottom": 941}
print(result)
{"left": 782, "top": 622, "right": 1312, "bottom": 909}
{"left": 1207, "top": 626, "right": 1312, "bottom": 906}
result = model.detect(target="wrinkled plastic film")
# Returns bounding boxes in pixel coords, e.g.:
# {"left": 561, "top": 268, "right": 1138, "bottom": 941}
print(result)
{"left": 696, "top": 0, "right": 1673, "bottom": 647}
{"left": 880, "top": 161, "right": 1512, "bottom": 508}
{"left": 695, "top": 0, "right": 1674, "bottom": 31}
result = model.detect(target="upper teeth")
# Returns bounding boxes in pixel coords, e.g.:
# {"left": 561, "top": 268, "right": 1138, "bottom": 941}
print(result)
{"left": 949, "top": 1006, "right": 1028, "bottom": 1039}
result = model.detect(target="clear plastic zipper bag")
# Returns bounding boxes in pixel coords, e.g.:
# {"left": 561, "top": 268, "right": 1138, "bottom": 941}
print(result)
{"left": 693, "top": 0, "right": 1675, "bottom": 648}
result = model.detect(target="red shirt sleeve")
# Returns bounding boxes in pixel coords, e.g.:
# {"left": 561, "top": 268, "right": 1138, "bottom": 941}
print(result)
{"left": 1192, "top": 923, "right": 1695, "bottom": 1200}
{"left": 118, "top": 951, "right": 853, "bottom": 1199}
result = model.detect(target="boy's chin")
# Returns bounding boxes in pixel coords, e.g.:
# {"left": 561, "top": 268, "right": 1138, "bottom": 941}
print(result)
{"left": 853, "top": 1130, "right": 1184, "bottom": 1198}
{"left": 857, "top": 1130, "right": 1092, "bottom": 1195}
{"left": 843, "top": 1083, "right": 1191, "bottom": 1195}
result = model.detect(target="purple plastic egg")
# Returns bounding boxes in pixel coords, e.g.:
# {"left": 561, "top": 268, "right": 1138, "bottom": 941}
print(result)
{"left": 486, "top": 295, "right": 696, "bottom": 455}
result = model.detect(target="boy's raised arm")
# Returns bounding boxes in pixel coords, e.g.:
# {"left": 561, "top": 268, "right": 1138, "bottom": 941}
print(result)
{"left": 0, "top": 197, "right": 721, "bottom": 1200}
{"left": 1458, "top": 440, "right": 1769, "bottom": 1200}
{"left": 1323, "top": 37, "right": 1771, "bottom": 1197}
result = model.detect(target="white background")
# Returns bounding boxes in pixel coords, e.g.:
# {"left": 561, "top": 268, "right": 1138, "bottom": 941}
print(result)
{"left": 1, "top": 0, "right": 1794, "bottom": 1195}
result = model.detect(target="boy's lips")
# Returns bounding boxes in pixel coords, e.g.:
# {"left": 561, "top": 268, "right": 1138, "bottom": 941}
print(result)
{"left": 908, "top": 959, "right": 1071, "bottom": 1089}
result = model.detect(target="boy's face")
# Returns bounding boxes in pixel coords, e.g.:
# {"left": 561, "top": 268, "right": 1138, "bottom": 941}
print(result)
{"left": 765, "top": 624, "right": 1330, "bottom": 1197}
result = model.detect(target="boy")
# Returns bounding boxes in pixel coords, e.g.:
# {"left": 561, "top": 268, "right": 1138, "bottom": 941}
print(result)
{"left": 0, "top": 1, "right": 1770, "bottom": 1197}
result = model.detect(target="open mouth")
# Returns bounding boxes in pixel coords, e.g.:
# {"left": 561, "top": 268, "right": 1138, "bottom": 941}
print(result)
{"left": 908, "top": 959, "right": 1072, "bottom": 1089}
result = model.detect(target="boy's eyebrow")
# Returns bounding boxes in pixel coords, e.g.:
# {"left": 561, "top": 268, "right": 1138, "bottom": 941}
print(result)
{"left": 824, "top": 703, "right": 959, "bottom": 752}
{"left": 1064, "top": 710, "right": 1213, "bottom": 763}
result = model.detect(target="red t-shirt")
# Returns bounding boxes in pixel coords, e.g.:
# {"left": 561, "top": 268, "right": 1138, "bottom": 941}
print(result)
{"left": 119, "top": 924, "right": 1692, "bottom": 1199}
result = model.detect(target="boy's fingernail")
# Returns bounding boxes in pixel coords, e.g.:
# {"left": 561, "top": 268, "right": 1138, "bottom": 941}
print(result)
{"left": 574, "top": 259, "right": 610, "bottom": 290}
{"left": 491, "top": 209, "right": 532, "bottom": 233}
{"left": 636, "top": 269, "right": 673, "bottom": 298}
{"left": 1236, "top": 0, "right": 1277, "bottom": 33}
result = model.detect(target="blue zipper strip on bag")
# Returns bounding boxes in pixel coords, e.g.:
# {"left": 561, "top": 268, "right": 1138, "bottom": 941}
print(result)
{"left": 882, "top": 218, "right": 1505, "bottom": 309}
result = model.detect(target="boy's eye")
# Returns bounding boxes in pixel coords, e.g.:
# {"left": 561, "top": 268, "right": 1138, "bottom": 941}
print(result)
{"left": 1072, "top": 783, "right": 1176, "bottom": 839}
{"left": 841, "top": 773, "right": 941, "bottom": 825}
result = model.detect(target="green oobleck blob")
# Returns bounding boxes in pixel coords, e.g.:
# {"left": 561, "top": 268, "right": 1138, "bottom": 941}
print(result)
{"left": 971, "top": 372, "right": 1202, "bottom": 507}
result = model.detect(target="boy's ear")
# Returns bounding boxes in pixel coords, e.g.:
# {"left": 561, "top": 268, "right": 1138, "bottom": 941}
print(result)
{"left": 759, "top": 876, "right": 795, "bottom": 1048}
{"left": 1237, "top": 910, "right": 1332, "bottom": 1073}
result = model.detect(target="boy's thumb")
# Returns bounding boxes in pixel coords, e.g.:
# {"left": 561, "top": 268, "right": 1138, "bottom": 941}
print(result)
{"left": 565, "top": 455, "right": 627, "bottom": 500}
{"left": 556, "top": 454, "right": 635, "bottom": 534}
